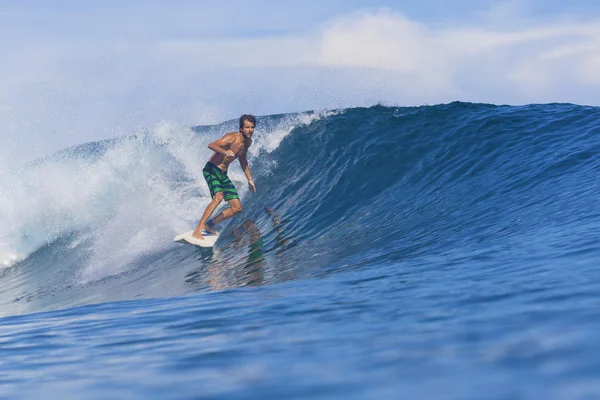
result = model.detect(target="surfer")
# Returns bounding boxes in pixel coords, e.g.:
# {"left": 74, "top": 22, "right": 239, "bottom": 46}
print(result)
{"left": 192, "top": 114, "right": 257, "bottom": 240}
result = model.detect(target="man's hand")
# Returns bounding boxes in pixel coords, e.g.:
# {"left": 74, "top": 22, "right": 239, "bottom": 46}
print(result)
{"left": 224, "top": 150, "right": 235, "bottom": 157}
{"left": 248, "top": 180, "right": 256, "bottom": 192}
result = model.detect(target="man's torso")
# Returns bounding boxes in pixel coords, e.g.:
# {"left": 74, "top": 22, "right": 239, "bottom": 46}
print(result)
{"left": 209, "top": 132, "right": 251, "bottom": 170}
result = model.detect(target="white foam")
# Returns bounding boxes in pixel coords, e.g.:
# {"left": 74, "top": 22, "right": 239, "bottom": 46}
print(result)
{"left": 251, "top": 110, "right": 341, "bottom": 155}
{"left": 0, "top": 112, "right": 336, "bottom": 279}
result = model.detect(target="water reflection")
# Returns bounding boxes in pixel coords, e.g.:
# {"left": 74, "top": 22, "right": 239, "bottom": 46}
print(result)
{"left": 182, "top": 218, "right": 263, "bottom": 291}
{"left": 185, "top": 205, "right": 295, "bottom": 291}
{"left": 264, "top": 205, "right": 292, "bottom": 255}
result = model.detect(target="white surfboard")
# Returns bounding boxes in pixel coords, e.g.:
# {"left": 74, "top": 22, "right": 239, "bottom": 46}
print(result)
{"left": 174, "top": 230, "right": 219, "bottom": 248}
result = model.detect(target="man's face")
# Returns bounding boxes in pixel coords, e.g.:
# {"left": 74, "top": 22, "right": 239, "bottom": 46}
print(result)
{"left": 241, "top": 120, "right": 255, "bottom": 139}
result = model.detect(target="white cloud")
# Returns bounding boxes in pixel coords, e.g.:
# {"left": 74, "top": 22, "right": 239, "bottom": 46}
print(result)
{"left": 581, "top": 55, "right": 600, "bottom": 85}
{"left": 316, "top": 10, "right": 600, "bottom": 93}
{"left": 318, "top": 11, "right": 432, "bottom": 72}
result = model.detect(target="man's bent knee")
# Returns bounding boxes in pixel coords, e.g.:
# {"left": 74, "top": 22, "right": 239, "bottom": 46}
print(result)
{"left": 231, "top": 202, "right": 243, "bottom": 214}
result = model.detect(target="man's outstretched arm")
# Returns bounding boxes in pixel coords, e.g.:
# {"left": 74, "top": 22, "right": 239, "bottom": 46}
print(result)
{"left": 239, "top": 153, "right": 256, "bottom": 192}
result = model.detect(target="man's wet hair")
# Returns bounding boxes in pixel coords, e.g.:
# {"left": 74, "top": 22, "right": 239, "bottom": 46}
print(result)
{"left": 239, "top": 114, "right": 256, "bottom": 130}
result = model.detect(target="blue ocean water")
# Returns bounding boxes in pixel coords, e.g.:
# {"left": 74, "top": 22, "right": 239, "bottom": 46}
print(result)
{"left": 1, "top": 102, "right": 600, "bottom": 399}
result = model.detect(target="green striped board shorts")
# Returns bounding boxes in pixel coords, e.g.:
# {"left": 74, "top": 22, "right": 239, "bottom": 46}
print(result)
{"left": 202, "top": 162, "right": 240, "bottom": 201}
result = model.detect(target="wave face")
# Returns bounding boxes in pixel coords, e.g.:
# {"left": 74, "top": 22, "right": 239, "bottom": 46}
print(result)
{"left": 2, "top": 102, "right": 600, "bottom": 398}
{"left": 1, "top": 103, "right": 599, "bottom": 316}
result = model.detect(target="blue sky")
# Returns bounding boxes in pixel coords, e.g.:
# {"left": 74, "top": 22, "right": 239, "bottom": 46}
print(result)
{"left": 1, "top": 1, "right": 600, "bottom": 163}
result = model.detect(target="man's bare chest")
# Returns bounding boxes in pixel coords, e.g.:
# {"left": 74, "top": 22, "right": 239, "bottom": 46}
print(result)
{"left": 227, "top": 140, "right": 246, "bottom": 156}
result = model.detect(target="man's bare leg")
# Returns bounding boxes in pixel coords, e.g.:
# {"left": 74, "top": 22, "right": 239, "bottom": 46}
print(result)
{"left": 192, "top": 193, "right": 223, "bottom": 239}
{"left": 204, "top": 198, "right": 243, "bottom": 230}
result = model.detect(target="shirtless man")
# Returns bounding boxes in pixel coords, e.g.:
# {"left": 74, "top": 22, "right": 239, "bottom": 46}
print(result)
{"left": 192, "top": 114, "right": 257, "bottom": 240}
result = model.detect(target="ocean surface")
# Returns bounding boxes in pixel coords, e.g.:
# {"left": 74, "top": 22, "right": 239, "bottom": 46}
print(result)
{"left": 1, "top": 102, "right": 599, "bottom": 399}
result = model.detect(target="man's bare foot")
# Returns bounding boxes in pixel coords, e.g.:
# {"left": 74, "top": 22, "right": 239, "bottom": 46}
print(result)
{"left": 192, "top": 224, "right": 218, "bottom": 239}
{"left": 191, "top": 229, "right": 205, "bottom": 240}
